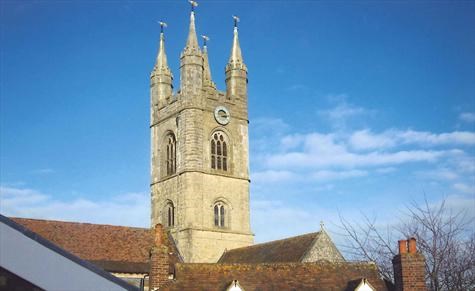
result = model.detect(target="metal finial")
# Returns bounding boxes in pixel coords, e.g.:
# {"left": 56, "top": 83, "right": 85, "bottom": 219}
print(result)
{"left": 201, "top": 35, "right": 210, "bottom": 47}
{"left": 189, "top": 0, "right": 198, "bottom": 12}
{"left": 158, "top": 21, "right": 168, "bottom": 33}
{"left": 232, "top": 15, "right": 240, "bottom": 27}
{"left": 320, "top": 221, "right": 325, "bottom": 230}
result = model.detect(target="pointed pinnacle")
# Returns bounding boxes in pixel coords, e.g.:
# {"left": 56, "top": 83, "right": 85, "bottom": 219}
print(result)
{"left": 184, "top": 11, "right": 200, "bottom": 54}
{"left": 229, "top": 25, "right": 243, "bottom": 64}
{"left": 154, "top": 31, "right": 171, "bottom": 77}
{"left": 202, "top": 36, "right": 215, "bottom": 89}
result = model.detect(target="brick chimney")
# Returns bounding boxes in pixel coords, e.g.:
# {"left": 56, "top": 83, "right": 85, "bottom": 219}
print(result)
{"left": 392, "top": 237, "right": 426, "bottom": 291}
{"left": 149, "top": 224, "right": 170, "bottom": 290}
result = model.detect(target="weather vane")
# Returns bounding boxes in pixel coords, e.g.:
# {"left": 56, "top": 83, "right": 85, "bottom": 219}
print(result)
{"left": 189, "top": 0, "right": 198, "bottom": 12}
{"left": 201, "top": 35, "right": 210, "bottom": 47}
{"left": 232, "top": 15, "right": 240, "bottom": 27}
{"left": 158, "top": 21, "right": 167, "bottom": 33}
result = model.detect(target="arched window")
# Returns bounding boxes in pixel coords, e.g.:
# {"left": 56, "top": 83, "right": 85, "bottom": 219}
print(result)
{"left": 211, "top": 132, "right": 228, "bottom": 171}
{"left": 166, "top": 202, "right": 175, "bottom": 227}
{"left": 165, "top": 133, "right": 176, "bottom": 175}
{"left": 214, "top": 202, "right": 225, "bottom": 228}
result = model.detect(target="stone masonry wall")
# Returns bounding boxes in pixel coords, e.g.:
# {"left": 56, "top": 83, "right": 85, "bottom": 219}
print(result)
{"left": 302, "top": 231, "right": 345, "bottom": 263}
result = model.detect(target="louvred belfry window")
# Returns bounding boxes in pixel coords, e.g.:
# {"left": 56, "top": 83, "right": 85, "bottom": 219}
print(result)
{"left": 211, "top": 132, "right": 228, "bottom": 171}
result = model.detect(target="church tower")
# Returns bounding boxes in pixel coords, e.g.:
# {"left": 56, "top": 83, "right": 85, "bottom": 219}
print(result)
{"left": 150, "top": 7, "right": 253, "bottom": 263}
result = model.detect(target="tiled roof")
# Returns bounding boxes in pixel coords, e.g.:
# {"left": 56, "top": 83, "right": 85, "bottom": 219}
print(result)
{"left": 164, "top": 262, "right": 390, "bottom": 291}
{"left": 218, "top": 232, "right": 319, "bottom": 263}
{"left": 11, "top": 217, "right": 155, "bottom": 273}
{"left": 90, "top": 260, "right": 150, "bottom": 274}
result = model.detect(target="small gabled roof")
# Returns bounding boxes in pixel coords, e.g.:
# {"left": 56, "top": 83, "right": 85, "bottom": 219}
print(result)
{"left": 226, "top": 279, "right": 244, "bottom": 291}
{"left": 219, "top": 228, "right": 345, "bottom": 264}
{"left": 354, "top": 278, "right": 376, "bottom": 291}
{"left": 218, "top": 232, "right": 320, "bottom": 263}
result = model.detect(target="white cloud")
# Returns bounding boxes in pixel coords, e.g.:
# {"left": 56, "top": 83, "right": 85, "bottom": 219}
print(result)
{"left": 349, "top": 129, "right": 475, "bottom": 150}
{"left": 251, "top": 200, "right": 334, "bottom": 242}
{"left": 425, "top": 194, "right": 475, "bottom": 222}
{"left": 459, "top": 112, "right": 475, "bottom": 123}
{"left": 453, "top": 183, "right": 475, "bottom": 194}
{"left": 317, "top": 96, "right": 374, "bottom": 130}
{"left": 376, "top": 167, "right": 396, "bottom": 174}
{"left": 311, "top": 184, "right": 335, "bottom": 192}
{"left": 350, "top": 129, "right": 396, "bottom": 150}
{"left": 323, "top": 103, "right": 367, "bottom": 120}
{"left": 265, "top": 132, "right": 451, "bottom": 169}
{"left": 443, "top": 194, "right": 475, "bottom": 217}
{"left": 310, "top": 170, "right": 367, "bottom": 181}
{"left": 252, "top": 117, "right": 289, "bottom": 134}
{"left": 1, "top": 187, "right": 49, "bottom": 206}
{"left": 280, "top": 134, "right": 304, "bottom": 151}
{"left": 252, "top": 169, "right": 367, "bottom": 184}
{"left": 455, "top": 157, "right": 475, "bottom": 173}
{"left": 0, "top": 186, "right": 149, "bottom": 227}
{"left": 398, "top": 130, "right": 475, "bottom": 146}
{"left": 252, "top": 170, "right": 298, "bottom": 183}
{"left": 416, "top": 168, "right": 459, "bottom": 181}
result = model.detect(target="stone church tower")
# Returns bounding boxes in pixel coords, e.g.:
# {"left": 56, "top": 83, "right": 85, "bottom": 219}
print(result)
{"left": 150, "top": 10, "right": 254, "bottom": 263}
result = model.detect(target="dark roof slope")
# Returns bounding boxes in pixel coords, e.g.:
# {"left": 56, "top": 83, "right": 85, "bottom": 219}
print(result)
{"left": 218, "top": 232, "right": 319, "bottom": 263}
{"left": 1, "top": 215, "right": 138, "bottom": 291}
{"left": 165, "top": 262, "right": 390, "bottom": 291}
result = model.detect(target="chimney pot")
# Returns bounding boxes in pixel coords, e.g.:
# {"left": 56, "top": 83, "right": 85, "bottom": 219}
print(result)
{"left": 393, "top": 238, "right": 427, "bottom": 290}
{"left": 408, "top": 237, "right": 417, "bottom": 254}
{"left": 398, "top": 240, "right": 407, "bottom": 254}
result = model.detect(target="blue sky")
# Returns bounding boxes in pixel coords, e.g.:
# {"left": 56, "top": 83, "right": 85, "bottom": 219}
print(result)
{"left": 1, "top": 1, "right": 474, "bottom": 244}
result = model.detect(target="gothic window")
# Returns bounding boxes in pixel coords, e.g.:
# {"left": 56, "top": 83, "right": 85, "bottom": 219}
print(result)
{"left": 165, "top": 133, "right": 176, "bottom": 176}
{"left": 166, "top": 202, "right": 175, "bottom": 227}
{"left": 214, "top": 202, "right": 225, "bottom": 228}
{"left": 211, "top": 132, "right": 228, "bottom": 171}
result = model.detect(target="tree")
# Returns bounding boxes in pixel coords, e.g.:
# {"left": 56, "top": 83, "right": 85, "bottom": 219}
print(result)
{"left": 339, "top": 198, "right": 475, "bottom": 291}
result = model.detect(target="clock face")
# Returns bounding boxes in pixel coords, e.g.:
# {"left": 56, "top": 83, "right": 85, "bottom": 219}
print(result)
{"left": 214, "top": 106, "right": 230, "bottom": 125}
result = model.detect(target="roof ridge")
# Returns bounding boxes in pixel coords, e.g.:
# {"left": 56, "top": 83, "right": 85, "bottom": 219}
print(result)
{"left": 10, "top": 217, "right": 150, "bottom": 231}
{"left": 179, "top": 261, "right": 377, "bottom": 267}
{"left": 227, "top": 231, "right": 320, "bottom": 252}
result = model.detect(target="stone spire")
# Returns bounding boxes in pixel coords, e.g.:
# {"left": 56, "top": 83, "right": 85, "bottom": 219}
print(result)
{"left": 202, "top": 35, "right": 216, "bottom": 90}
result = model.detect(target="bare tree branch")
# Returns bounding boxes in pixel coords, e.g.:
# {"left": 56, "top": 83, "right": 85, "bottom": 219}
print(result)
{"left": 339, "top": 197, "right": 475, "bottom": 291}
